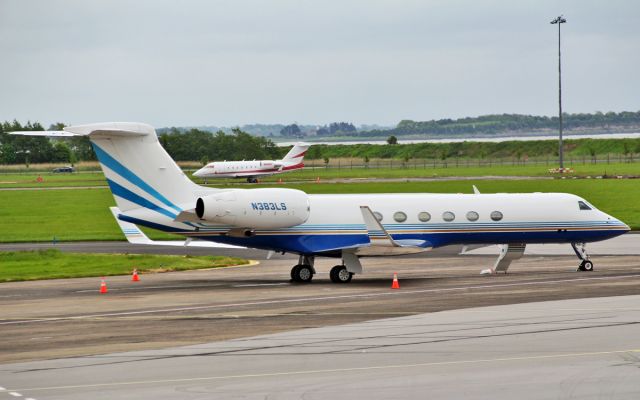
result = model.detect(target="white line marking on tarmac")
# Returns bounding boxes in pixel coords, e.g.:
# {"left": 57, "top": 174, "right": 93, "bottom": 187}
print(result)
{"left": 8, "top": 392, "right": 22, "bottom": 397}
{"left": 2, "top": 273, "right": 640, "bottom": 326}
{"left": 8, "top": 348, "right": 640, "bottom": 393}
{"left": 74, "top": 284, "right": 224, "bottom": 293}
{"left": 0, "top": 386, "right": 5, "bottom": 391}
{"left": 233, "top": 283, "right": 288, "bottom": 287}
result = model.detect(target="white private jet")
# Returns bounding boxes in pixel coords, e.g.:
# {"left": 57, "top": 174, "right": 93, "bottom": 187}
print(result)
{"left": 193, "top": 143, "right": 309, "bottom": 183}
{"left": 13, "top": 123, "right": 629, "bottom": 283}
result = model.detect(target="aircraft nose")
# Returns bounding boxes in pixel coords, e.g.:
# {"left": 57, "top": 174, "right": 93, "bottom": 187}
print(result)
{"left": 193, "top": 168, "right": 204, "bottom": 178}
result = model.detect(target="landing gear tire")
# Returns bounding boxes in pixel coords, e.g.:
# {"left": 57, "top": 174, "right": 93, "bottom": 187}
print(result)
{"left": 330, "top": 265, "right": 353, "bottom": 283}
{"left": 247, "top": 177, "right": 258, "bottom": 183}
{"left": 578, "top": 260, "right": 594, "bottom": 272}
{"left": 291, "top": 264, "right": 313, "bottom": 283}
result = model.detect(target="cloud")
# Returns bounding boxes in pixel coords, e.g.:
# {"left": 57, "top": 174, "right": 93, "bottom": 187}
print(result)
{"left": 1, "top": 0, "right": 638, "bottom": 127}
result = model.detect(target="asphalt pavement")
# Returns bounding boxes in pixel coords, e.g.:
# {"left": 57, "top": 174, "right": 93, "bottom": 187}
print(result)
{"left": 0, "top": 295, "right": 638, "bottom": 399}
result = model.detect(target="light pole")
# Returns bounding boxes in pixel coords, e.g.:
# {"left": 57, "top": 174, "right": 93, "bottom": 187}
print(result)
{"left": 550, "top": 15, "right": 566, "bottom": 169}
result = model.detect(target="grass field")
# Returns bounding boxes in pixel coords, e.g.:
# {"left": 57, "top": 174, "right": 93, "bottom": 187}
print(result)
{"left": 1, "top": 162, "right": 639, "bottom": 188}
{"left": 0, "top": 179, "right": 638, "bottom": 244}
{"left": 251, "top": 162, "right": 640, "bottom": 182}
{"left": 0, "top": 249, "right": 247, "bottom": 282}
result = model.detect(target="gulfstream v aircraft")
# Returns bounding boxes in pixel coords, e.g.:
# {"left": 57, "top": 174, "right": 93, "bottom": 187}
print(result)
{"left": 13, "top": 123, "right": 629, "bottom": 283}
{"left": 193, "top": 142, "right": 309, "bottom": 183}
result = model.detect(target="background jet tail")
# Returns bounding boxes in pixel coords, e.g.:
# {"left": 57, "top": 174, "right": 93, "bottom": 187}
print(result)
{"left": 281, "top": 142, "right": 310, "bottom": 165}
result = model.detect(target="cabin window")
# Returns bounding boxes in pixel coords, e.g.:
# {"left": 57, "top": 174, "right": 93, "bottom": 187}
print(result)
{"left": 418, "top": 211, "right": 431, "bottom": 222}
{"left": 442, "top": 211, "right": 455, "bottom": 222}
{"left": 578, "top": 201, "right": 592, "bottom": 210}
{"left": 373, "top": 211, "right": 383, "bottom": 221}
{"left": 490, "top": 211, "right": 503, "bottom": 221}
{"left": 466, "top": 211, "right": 479, "bottom": 221}
{"left": 393, "top": 211, "right": 407, "bottom": 223}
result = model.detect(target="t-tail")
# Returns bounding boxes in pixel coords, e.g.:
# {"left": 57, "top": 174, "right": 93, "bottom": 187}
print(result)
{"left": 13, "top": 122, "right": 203, "bottom": 217}
{"left": 281, "top": 142, "right": 310, "bottom": 167}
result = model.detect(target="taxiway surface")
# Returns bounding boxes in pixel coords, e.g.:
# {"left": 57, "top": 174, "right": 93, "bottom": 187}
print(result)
{"left": 1, "top": 252, "right": 639, "bottom": 364}
{"left": 0, "top": 295, "right": 638, "bottom": 399}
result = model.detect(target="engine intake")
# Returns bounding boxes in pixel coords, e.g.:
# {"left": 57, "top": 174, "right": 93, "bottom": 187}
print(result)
{"left": 195, "top": 188, "right": 310, "bottom": 229}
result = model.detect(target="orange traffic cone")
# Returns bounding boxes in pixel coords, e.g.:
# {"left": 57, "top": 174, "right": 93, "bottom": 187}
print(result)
{"left": 316, "top": 176, "right": 320, "bottom": 183}
{"left": 391, "top": 272, "right": 400, "bottom": 289}
{"left": 132, "top": 268, "right": 140, "bottom": 282}
{"left": 278, "top": 178, "right": 283, "bottom": 184}
{"left": 100, "top": 277, "right": 108, "bottom": 294}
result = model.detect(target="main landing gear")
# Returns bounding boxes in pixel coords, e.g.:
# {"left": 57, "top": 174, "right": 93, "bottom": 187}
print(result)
{"left": 290, "top": 255, "right": 315, "bottom": 283}
{"left": 572, "top": 242, "right": 594, "bottom": 271}
{"left": 247, "top": 177, "right": 258, "bottom": 183}
{"left": 329, "top": 265, "right": 353, "bottom": 283}
{"left": 290, "top": 254, "right": 359, "bottom": 283}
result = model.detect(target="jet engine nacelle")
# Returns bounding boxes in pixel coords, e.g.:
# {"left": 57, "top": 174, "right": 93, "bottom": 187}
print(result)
{"left": 195, "top": 188, "right": 310, "bottom": 229}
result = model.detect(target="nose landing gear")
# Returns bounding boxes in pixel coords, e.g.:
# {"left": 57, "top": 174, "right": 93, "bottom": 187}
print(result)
{"left": 572, "top": 243, "right": 594, "bottom": 271}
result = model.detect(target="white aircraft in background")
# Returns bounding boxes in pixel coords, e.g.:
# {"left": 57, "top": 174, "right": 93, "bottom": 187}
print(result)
{"left": 13, "top": 123, "right": 629, "bottom": 284}
{"left": 193, "top": 143, "right": 309, "bottom": 183}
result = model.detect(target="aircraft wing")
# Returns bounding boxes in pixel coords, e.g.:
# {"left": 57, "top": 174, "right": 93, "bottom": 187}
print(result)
{"left": 110, "top": 207, "right": 244, "bottom": 249}
{"left": 354, "top": 206, "right": 432, "bottom": 256}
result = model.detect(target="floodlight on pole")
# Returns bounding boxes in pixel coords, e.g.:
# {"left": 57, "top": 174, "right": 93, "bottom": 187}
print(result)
{"left": 550, "top": 15, "right": 566, "bottom": 169}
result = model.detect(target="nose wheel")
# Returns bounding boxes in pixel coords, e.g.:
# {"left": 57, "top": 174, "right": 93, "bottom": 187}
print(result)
{"left": 578, "top": 260, "right": 594, "bottom": 272}
{"left": 572, "top": 243, "right": 594, "bottom": 272}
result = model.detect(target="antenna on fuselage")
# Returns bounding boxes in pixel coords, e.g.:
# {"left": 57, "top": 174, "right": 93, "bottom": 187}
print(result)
{"left": 472, "top": 185, "right": 481, "bottom": 194}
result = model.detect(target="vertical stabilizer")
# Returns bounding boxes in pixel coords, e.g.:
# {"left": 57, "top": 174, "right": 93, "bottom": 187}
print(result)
{"left": 64, "top": 122, "right": 201, "bottom": 214}
{"left": 282, "top": 142, "right": 310, "bottom": 165}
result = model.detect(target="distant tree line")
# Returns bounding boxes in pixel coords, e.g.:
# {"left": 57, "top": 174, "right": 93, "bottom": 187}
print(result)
{"left": 316, "top": 122, "right": 356, "bottom": 136}
{"left": 357, "top": 111, "right": 640, "bottom": 138}
{"left": 159, "top": 127, "right": 281, "bottom": 163}
{"left": 280, "top": 122, "right": 357, "bottom": 137}
{"left": 3, "top": 115, "right": 640, "bottom": 166}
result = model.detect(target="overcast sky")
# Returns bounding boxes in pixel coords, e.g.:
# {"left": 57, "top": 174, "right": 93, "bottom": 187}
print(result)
{"left": 1, "top": 0, "right": 638, "bottom": 128}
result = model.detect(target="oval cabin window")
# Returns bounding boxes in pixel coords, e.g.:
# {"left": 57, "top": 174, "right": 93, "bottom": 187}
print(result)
{"left": 393, "top": 211, "right": 407, "bottom": 223}
{"left": 418, "top": 211, "right": 431, "bottom": 222}
{"left": 490, "top": 211, "right": 503, "bottom": 221}
{"left": 442, "top": 211, "right": 455, "bottom": 222}
{"left": 466, "top": 211, "right": 479, "bottom": 221}
{"left": 373, "top": 211, "right": 383, "bottom": 222}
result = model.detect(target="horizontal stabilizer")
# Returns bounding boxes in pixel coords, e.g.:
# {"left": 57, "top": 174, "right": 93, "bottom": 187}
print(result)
{"left": 110, "top": 207, "right": 245, "bottom": 249}
{"left": 10, "top": 122, "right": 153, "bottom": 138}
{"left": 9, "top": 130, "right": 76, "bottom": 137}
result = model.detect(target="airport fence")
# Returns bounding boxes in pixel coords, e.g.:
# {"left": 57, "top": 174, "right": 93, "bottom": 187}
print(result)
{"left": 300, "top": 154, "right": 640, "bottom": 171}
{"left": 0, "top": 154, "right": 639, "bottom": 174}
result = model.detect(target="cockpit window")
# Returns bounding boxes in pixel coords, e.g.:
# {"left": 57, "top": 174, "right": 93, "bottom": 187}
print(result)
{"left": 578, "top": 201, "right": 592, "bottom": 210}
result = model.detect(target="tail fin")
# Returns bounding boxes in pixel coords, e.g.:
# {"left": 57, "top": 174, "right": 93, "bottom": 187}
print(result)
{"left": 282, "top": 142, "right": 310, "bottom": 164}
{"left": 38, "top": 123, "right": 201, "bottom": 216}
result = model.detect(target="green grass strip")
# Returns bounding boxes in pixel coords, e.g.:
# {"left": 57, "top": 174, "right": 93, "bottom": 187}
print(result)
{"left": 0, "top": 249, "right": 247, "bottom": 282}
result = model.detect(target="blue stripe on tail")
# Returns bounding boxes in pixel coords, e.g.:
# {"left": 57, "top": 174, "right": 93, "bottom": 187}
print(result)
{"left": 92, "top": 142, "right": 182, "bottom": 213}
{"left": 107, "top": 178, "right": 177, "bottom": 219}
